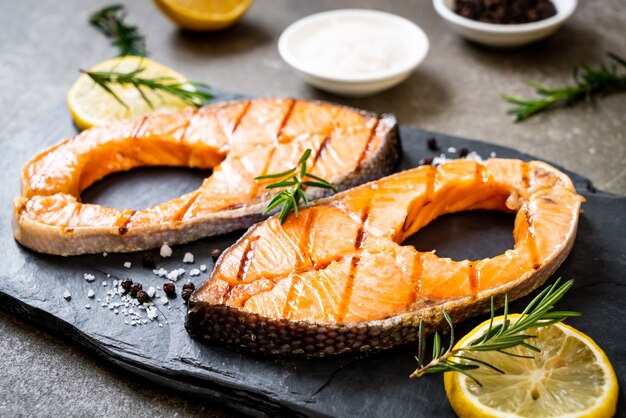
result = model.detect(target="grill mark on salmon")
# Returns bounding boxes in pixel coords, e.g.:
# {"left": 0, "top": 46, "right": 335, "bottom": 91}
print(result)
{"left": 282, "top": 211, "right": 317, "bottom": 318}
{"left": 523, "top": 206, "right": 541, "bottom": 270}
{"left": 468, "top": 262, "right": 479, "bottom": 296}
{"left": 230, "top": 101, "right": 251, "bottom": 134}
{"left": 357, "top": 118, "right": 380, "bottom": 165}
{"left": 250, "top": 147, "right": 278, "bottom": 198}
{"left": 237, "top": 236, "right": 260, "bottom": 282}
{"left": 337, "top": 255, "right": 361, "bottom": 322}
{"left": 188, "top": 158, "right": 583, "bottom": 357}
{"left": 131, "top": 117, "right": 148, "bottom": 139}
{"left": 276, "top": 100, "right": 296, "bottom": 144}
{"left": 354, "top": 205, "right": 371, "bottom": 249}
{"left": 14, "top": 99, "right": 401, "bottom": 255}
{"left": 336, "top": 205, "right": 370, "bottom": 322}
{"left": 173, "top": 192, "right": 201, "bottom": 221}
{"left": 312, "top": 136, "right": 330, "bottom": 167}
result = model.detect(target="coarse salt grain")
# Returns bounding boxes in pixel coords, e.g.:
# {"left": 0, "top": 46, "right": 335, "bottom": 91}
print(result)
{"left": 87, "top": 289, "right": 95, "bottom": 298}
{"left": 84, "top": 273, "right": 95, "bottom": 282}
{"left": 146, "top": 307, "right": 158, "bottom": 320}
{"left": 154, "top": 268, "right": 168, "bottom": 277}
{"left": 63, "top": 290, "right": 72, "bottom": 300}
{"left": 102, "top": 281, "right": 107, "bottom": 287}
{"left": 85, "top": 304, "right": 91, "bottom": 309}
{"left": 189, "top": 268, "right": 201, "bottom": 276}
{"left": 166, "top": 268, "right": 185, "bottom": 282}
{"left": 102, "top": 252, "right": 108, "bottom": 257}
{"left": 160, "top": 296, "right": 169, "bottom": 305}
{"left": 123, "top": 261, "right": 132, "bottom": 269}
{"left": 447, "top": 146, "right": 457, "bottom": 153}
{"left": 183, "top": 252, "right": 194, "bottom": 263}
{"left": 160, "top": 243, "right": 173, "bottom": 258}
{"left": 146, "top": 286, "right": 156, "bottom": 298}
{"left": 200, "top": 264, "right": 207, "bottom": 272}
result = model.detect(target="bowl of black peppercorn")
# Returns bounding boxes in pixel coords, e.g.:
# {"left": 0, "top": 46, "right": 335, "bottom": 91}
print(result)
{"left": 433, "top": 0, "right": 577, "bottom": 48}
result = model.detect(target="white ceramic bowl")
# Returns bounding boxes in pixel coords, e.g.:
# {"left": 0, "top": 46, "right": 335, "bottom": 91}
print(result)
{"left": 278, "top": 9, "right": 429, "bottom": 97}
{"left": 433, "top": 0, "right": 577, "bottom": 48}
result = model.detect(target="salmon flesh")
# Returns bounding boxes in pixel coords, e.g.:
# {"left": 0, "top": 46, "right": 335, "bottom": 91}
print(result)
{"left": 186, "top": 158, "right": 584, "bottom": 357}
{"left": 13, "top": 99, "right": 400, "bottom": 255}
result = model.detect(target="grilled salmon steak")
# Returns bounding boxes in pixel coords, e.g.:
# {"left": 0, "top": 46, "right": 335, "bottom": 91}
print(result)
{"left": 13, "top": 99, "right": 400, "bottom": 255}
{"left": 187, "top": 158, "right": 584, "bottom": 357}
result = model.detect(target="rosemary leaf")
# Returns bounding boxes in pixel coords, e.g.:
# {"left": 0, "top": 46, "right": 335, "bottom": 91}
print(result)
{"left": 83, "top": 66, "right": 214, "bottom": 109}
{"left": 504, "top": 52, "right": 626, "bottom": 122}
{"left": 90, "top": 4, "right": 147, "bottom": 57}
{"left": 410, "top": 278, "right": 579, "bottom": 385}
{"left": 255, "top": 149, "right": 336, "bottom": 224}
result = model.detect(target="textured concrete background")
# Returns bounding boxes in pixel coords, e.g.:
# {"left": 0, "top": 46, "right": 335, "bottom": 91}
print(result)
{"left": 1, "top": 0, "right": 624, "bottom": 416}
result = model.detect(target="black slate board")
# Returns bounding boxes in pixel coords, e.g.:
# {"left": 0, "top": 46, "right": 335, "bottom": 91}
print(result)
{"left": 1, "top": 95, "right": 624, "bottom": 417}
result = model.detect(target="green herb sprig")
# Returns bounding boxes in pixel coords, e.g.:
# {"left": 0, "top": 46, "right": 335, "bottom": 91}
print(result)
{"left": 83, "top": 66, "right": 214, "bottom": 109}
{"left": 255, "top": 149, "right": 337, "bottom": 224}
{"left": 411, "top": 278, "right": 579, "bottom": 386}
{"left": 90, "top": 4, "right": 147, "bottom": 57}
{"left": 504, "top": 52, "right": 626, "bottom": 122}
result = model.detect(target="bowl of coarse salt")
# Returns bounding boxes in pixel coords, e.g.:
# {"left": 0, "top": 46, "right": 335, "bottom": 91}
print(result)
{"left": 278, "top": 9, "right": 429, "bottom": 97}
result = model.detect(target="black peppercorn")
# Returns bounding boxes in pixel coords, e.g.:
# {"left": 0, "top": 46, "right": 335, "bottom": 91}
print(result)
{"left": 121, "top": 278, "right": 133, "bottom": 293}
{"left": 142, "top": 252, "right": 156, "bottom": 269}
{"left": 181, "top": 290, "right": 192, "bottom": 302}
{"left": 426, "top": 137, "right": 439, "bottom": 151}
{"left": 163, "top": 282, "right": 176, "bottom": 296}
{"left": 182, "top": 282, "right": 195, "bottom": 292}
{"left": 130, "top": 283, "right": 142, "bottom": 298}
{"left": 136, "top": 290, "right": 150, "bottom": 304}
{"left": 459, "top": 147, "right": 469, "bottom": 158}
{"left": 210, "top": 248, "right": 222, "bottom": 261}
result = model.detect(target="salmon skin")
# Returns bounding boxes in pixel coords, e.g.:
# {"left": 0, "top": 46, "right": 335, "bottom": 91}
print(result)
{"left": 186, "top": 158, "right": 584, "bottom": 357}
{"left": 13, "top": 99, "right": 401, "bottom": 256}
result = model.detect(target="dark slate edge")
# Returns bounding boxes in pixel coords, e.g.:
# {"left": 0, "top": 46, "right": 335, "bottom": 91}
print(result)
{"left": 0, "top": 288, "right": 326, "bottom": 418}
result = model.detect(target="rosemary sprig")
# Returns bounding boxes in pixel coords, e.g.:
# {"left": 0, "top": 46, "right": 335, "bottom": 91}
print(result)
{"left": 411, "top": 278, "right": 580, "bottom": 386}
{"left": 255, "top": 149, "right": 337, "bottom": 224}
{"left": 83, "top": 66, "right": 214, "bottom": 109}
{"left": 504, "top": 52, "right": 626, "bottom": 121}
{"left": 90, "top": 4, "right": 147, "bottom": 57}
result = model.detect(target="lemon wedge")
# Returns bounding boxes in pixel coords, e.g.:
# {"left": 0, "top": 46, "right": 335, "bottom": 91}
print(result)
{"left": 153, "top": 0, "right": 254, "bottom": 31}
{"left": 68, "top": 56, "right": 191, "bottom": 130}
{"left": 444, "top": 315, "right": 618, "bottom": 418}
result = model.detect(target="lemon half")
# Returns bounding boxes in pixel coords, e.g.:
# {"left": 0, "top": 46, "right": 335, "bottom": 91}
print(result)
{"left": 68, "top": 56, "right": 191, "bottom": 130}
{"left": 153, "top": 0, "right": 254, "bottom": 31}
{"left": 444, "top": 315, "right": 618, "bottom": 418}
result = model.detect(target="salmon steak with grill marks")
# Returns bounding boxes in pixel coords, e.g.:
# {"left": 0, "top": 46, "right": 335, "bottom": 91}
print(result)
{"left": 13, "top": 99, "right": 400, "bottom": 256}
{"left": 186, "top": 158, "right": 584, "bottom": 357}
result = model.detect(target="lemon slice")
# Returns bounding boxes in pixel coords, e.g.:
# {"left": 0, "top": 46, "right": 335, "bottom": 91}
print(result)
{"left": 444, "top": 315, "right": 618, "bottom": 418}
{"left": 68, "top": 56, "right": 191, "bottom": 130}
{"left": 153, "top": 0, "right": 254, "bottom": 31}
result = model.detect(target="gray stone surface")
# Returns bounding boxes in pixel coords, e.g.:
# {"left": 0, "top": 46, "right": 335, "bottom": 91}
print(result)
{"left": 0, "top": 0, "right": 624, "bottom": 416}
